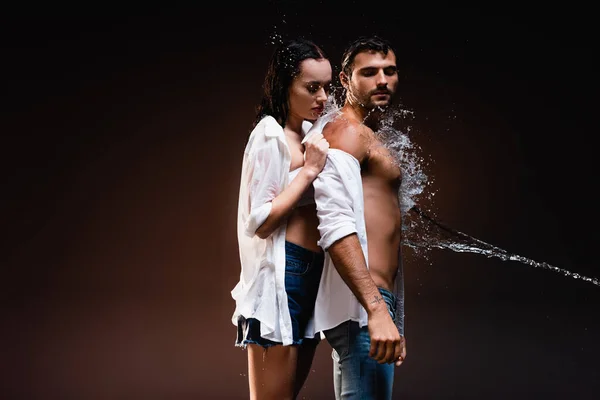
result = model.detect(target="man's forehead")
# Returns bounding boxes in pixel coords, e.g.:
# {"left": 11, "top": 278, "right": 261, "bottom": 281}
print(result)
{"left": 353, "top": 50, "right": 396, "bottom": 68}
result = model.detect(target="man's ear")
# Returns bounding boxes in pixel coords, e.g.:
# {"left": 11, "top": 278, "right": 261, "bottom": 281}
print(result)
{"left": 339, "top": 71, "right": 349, "bottom": 89}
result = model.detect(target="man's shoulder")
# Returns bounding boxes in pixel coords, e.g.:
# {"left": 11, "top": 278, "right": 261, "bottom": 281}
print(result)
{"left": 323, "top": 113, "right": 371, "bottom": 162}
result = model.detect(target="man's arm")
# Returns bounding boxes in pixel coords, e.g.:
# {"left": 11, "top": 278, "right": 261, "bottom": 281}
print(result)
{"left": 327, "top": 233, "right": 391, "bottom": 312}
{"left": 315, "top": 120, "right": 404, "bottom": 365}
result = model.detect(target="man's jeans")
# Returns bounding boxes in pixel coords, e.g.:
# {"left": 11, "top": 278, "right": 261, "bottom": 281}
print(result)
{"left": 323, "top": 287, "right": 397, "bottom": 400}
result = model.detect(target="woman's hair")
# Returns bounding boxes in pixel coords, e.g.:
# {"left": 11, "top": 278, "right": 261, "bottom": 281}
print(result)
{"left": 254, "top": 38, "right": 327, "bottom": 128}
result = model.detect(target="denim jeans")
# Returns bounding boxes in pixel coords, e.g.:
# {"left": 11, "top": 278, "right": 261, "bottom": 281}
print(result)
{"left": 237, "top": 241, "right": 325, "bottom": 347}
{"left": 323, "top": 287, "right": 397, "bottom": 399}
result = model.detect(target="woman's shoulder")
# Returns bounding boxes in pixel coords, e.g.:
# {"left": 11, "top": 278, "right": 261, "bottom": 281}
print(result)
{"left": 244, "top": 115, "right": 285, "bottom": 155}
{"left": 251, "top": 115, "right": 284, "bottom": 139}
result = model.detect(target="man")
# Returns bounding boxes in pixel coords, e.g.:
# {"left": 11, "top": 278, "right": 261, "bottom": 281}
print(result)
{"left": 307, "top": 36, "right": 406, "bottom": 399}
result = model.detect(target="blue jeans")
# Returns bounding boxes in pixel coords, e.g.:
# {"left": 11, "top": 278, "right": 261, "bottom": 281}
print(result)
{"left": 236, "top": 241, "right": 325, "bottom": 347}
{"left": 323, "top": 287, "right": 397, "bottom": 399}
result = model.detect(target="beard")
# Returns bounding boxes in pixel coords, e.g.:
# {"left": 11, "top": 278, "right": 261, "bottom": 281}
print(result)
{"left": 347, "top": 85, "right": 393, "bottom": 111}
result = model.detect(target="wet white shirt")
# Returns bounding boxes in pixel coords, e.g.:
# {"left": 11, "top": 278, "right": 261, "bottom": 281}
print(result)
{"left": 230, "top": 115, "right": 313, "bottom": 346}
{"left": 306, "top": 112, "right": 406, "bottom": 336}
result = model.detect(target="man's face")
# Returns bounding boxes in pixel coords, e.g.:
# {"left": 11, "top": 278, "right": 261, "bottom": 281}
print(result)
{"left": 343, "top": 49, "right": 398, "bottom": 110}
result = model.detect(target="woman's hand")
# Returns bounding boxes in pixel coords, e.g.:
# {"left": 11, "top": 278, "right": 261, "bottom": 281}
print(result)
{"left": 303, "top": 132, "right": 329, "bottom": 179}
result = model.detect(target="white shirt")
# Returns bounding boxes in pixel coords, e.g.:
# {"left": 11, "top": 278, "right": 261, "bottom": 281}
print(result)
{"left": 306, "top": 112, "right": 406, "bottom": 336}
{"left": 230, "top": 115, "right": 313, "bottom": 346}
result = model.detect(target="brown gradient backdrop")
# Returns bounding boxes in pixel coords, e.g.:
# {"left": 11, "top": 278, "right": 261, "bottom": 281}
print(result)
{"left": 3, "top": 5, "right": 599, "bottom": 399}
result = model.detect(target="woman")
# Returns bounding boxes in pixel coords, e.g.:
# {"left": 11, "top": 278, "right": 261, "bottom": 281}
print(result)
{"left": 231, "top": 38, "right": 332, "bottom": 399}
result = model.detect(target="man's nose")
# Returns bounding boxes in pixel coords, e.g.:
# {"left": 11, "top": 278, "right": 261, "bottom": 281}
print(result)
{"left": 376, "top": 70, "right": 388, "bottom": 86}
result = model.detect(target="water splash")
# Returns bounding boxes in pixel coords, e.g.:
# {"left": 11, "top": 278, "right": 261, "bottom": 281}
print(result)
{"left": 365, "top": 103, "right": 600, "bottom": 288}
{"left": 405, "top": 206, "right": 600, "bottom": 287}
{"left": 318, "top": 83, "right": 599, "bottom": 289}
{"left": 323, "top": 91, "right": 435, "bottom": 220}
{"left": 376, "top": 107, "right": 433, "bottom": 216}
{"left": 268, "top": 32, "right": 284, "bottom": 46}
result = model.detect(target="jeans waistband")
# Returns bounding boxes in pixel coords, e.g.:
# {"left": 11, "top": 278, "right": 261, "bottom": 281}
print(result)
{"left": 285, "top": 240, "right": 324, "bottom": 264}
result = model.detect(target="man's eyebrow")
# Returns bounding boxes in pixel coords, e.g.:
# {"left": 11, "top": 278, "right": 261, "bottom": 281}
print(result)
{"left": 357, "top": 65, "right": 397, "bottom": 72}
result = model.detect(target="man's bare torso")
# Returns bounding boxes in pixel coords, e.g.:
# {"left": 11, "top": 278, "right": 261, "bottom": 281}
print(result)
{"left": 323, "top": 113, "right": 402, "bottom": 291}
{"left": 362, "top": 136, "right": 402, "bottom": 291}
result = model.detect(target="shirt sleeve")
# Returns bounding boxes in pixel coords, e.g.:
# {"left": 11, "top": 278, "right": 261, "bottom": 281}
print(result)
{"left": 242, "top": 137, "right": 284, "bottom": 237}
{"left": 313, "top": 151, "right": 359, "bottom": 250}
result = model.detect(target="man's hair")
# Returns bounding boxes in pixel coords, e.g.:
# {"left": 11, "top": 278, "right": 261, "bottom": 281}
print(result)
{"left": 254, "top": 38, "right": 328, "bottom": 128}
{"left": 341, "top": 35, "right": 395, "bottom": 77}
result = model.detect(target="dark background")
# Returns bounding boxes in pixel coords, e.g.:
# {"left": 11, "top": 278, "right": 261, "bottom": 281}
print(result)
{"left": 3, "top": 3, "right": 599, "bottom": 399}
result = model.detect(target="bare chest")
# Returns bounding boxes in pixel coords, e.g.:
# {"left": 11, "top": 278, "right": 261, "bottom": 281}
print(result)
{"left": 285, "top": 132, "right": 305, "bottom": 171}
{"left": 363, "top": 140, "right": 401, "bottom": 184}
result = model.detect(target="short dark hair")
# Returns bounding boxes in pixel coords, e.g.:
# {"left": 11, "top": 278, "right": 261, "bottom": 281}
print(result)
{"left": 341, "top": 36, "right": 395, "bottom": 77}
{"left": 254, "top": 38, "right": 328, "bottom": 127}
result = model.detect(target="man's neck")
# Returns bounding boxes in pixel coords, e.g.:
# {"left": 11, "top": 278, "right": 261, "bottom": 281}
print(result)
{"left": 342, "top": 101, "right": 384, "bottom": 131}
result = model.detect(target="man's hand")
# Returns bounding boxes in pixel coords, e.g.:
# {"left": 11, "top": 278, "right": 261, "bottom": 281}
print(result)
{"left": 367, "top": 308, "right": 404, "bottom": 365}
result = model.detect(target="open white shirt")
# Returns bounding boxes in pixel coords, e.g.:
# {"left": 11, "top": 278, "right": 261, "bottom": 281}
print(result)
{"left": 230, "top": 115, "right": 313, "bottom": 346}
{"left": 306, "top": 112, "right": 406, "bottom": 336}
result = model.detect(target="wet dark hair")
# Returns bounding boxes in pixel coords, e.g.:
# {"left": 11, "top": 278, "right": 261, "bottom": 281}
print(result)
{"left": 254, "top": 38, "right": 328, "bottom": 128}
{"left": 341, "top": 35, "right": 395, "bottom": 78}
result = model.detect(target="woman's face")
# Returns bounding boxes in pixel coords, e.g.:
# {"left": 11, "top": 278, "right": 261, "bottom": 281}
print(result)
{"left": 288, "top": 58, "right": 332, "bottom": 122}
